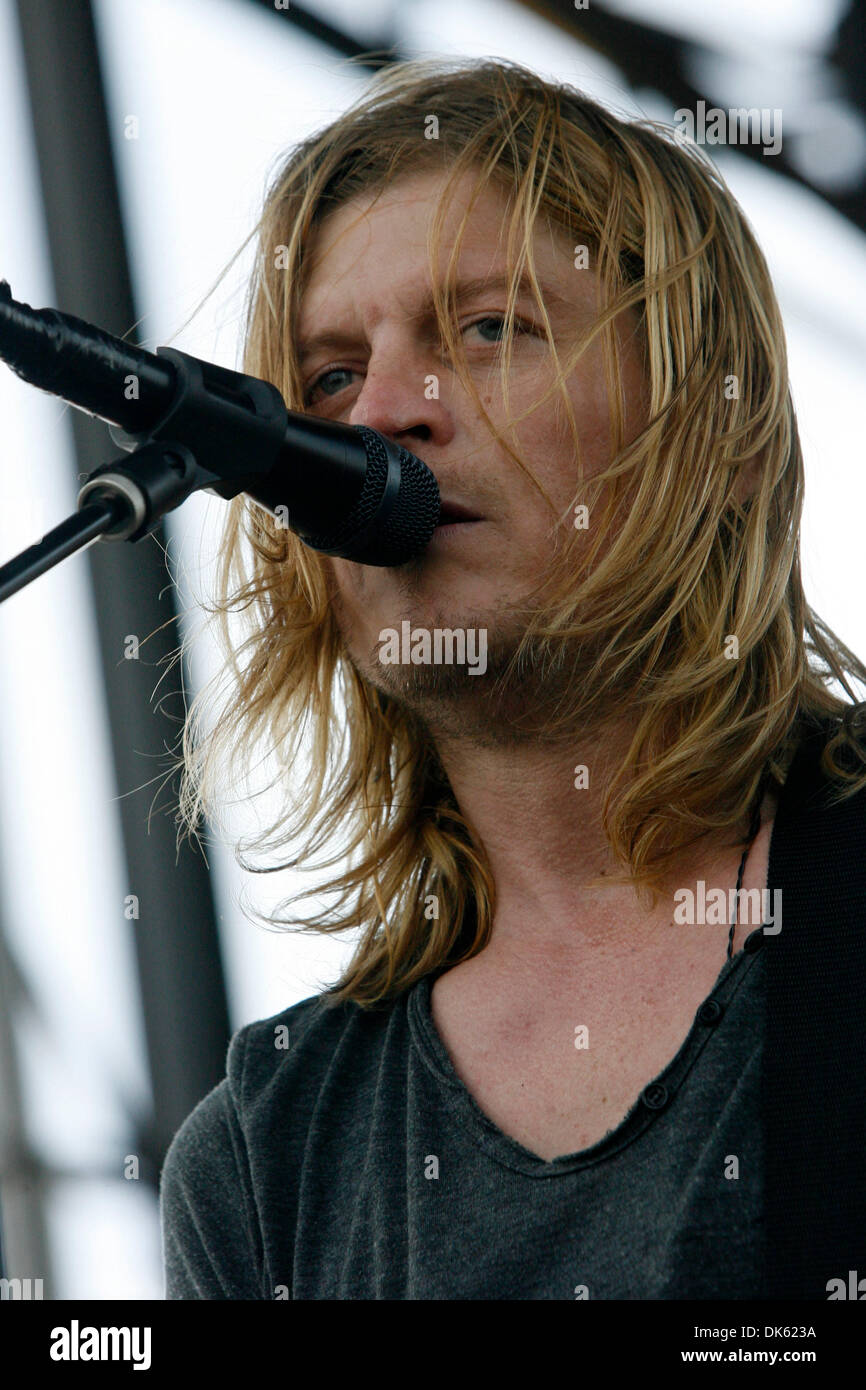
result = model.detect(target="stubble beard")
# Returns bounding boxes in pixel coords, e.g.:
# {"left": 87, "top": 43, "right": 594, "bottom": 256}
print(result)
{"left": 333, "top": 575, "right": 609, "bottom": 750}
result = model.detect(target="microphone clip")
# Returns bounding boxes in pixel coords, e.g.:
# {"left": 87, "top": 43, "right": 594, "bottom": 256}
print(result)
{"left": 85, "top": 346, "right": 290, "bottom": 539}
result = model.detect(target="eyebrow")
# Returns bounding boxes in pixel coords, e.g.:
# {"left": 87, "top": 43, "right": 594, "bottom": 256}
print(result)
{"left": 296, "top": 271, "right": 573, "bottom": 362}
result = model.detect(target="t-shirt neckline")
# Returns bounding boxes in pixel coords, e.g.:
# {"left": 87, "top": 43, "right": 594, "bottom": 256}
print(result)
{"left": 407, "top": 925, "right": 765, "bottom": 1177}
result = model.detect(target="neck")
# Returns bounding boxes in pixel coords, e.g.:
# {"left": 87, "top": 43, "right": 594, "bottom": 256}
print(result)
{"left": 431, "top": 715, "right": 772, "bottom": 967}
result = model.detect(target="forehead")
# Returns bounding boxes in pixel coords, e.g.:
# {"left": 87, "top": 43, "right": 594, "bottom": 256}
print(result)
{"left": 296, "top": 167, "right": 588, "bottom": 339}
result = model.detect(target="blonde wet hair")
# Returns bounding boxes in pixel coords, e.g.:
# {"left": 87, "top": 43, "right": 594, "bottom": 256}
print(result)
{"left": 173, "top": 58, "right": 866, "bottom": 1008}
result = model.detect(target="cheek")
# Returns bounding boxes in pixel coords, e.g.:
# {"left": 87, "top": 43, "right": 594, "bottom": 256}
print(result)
{"left": 326, "top": 557, "right": 385, "bottom": 641}
{"left": 327, "top": 555, "right": 370, "bottom": 604}
{"left": 520, "top": 341, "right": 616, "bottom": 468}
{"left": 326, "top": 556, "right": 348, "bottom": 597}
{"left": 323, "top": 558, "right": 354, "bottom": 632}
{"left": 518, "top": 383, "right": 611, "bottom": 499}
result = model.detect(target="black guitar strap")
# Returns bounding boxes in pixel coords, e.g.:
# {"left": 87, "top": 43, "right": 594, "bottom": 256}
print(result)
{"left": 765, "top": 711, "right": 866, "bottom": 1298}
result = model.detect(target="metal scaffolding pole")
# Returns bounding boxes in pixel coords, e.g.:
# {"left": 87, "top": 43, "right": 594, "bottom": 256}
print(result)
{"left": 12, "top": 0, "right": 231, "bottom": 1193}
{"left": 0, "top": 837, "right": 53, "bottom": 1295}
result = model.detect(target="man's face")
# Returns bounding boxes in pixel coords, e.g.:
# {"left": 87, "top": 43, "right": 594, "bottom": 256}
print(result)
{"left": 295, "top": 167, "right": 646, "bottom": 731}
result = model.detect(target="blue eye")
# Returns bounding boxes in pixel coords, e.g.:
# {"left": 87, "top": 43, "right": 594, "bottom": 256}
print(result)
{"left": 304, "top": 317, "right": 532, "bottom": 404}
{"left": 469, "top": 316, "right": 524, "bottom": 341}
{"left": 304, "top": 367, "right": 355, "bottom": 405}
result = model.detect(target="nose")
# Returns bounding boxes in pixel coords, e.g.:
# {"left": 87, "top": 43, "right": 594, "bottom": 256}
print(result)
{"left": 347, "top": 335, "right": 455, "bottom": 452}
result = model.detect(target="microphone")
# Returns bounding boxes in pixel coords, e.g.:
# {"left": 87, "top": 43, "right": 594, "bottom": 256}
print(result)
{"left": 0, "top": 281, "right": 440, "bottom": 566}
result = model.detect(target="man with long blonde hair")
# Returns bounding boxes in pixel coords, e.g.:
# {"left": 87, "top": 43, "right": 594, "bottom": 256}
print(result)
{"left": 161, "top": 59, "right": 866, "bottom": 1300}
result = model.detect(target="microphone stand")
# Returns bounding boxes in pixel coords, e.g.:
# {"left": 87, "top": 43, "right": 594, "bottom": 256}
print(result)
{"left": 0, "top": 286, "right": 441, "bottom": 597}
{"left": 0, "top": 340, "right": 292, "bottom": 605}
{"left": 0, "top": 440, "right": 205, "bottom": 603}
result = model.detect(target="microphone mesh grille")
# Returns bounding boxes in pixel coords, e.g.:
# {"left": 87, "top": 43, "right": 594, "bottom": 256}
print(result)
{"left": 302, "top": 429, "right": 439, "bottom": 566}
{"left": 353, "top": 440, "right": 440, "bottom": 566}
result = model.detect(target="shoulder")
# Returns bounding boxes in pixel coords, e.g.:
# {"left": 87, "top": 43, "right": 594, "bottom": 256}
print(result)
{"left": 224, "top": 987, "right": 400, "bottom": 1114}
{"left": 169, "top": 985, "right": 399, "bottom": 1163}
{"left": 159, "top": 1069, "right": 260, "bottom": 1298}
{"left": 159, "top": 988, "right": 402, "bottom": 1297}
{"left": 161, "top": 990, "right": 358, "bottom": 1199}
{"left": 229, "top": 990, "right": 351, "bottom": 1083}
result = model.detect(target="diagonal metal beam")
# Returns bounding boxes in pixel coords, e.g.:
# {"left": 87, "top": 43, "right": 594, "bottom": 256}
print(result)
{"left": 522, "top": 0, "right": 866, "bottom": 235}
{"left": 246, "top": 0, "right": 403, "bottom": 69}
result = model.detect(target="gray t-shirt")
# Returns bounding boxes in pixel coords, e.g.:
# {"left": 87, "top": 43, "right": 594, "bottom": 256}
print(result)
{"left": 160, "top": 925, "right": 766, "bottom": 1299}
